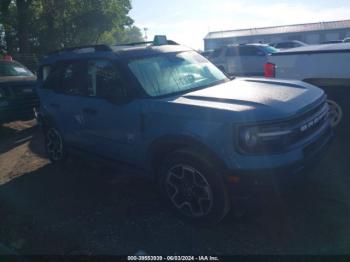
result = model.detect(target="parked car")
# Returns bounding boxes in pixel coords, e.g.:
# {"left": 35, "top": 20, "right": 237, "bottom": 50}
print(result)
{"left": 0, "top": 59, "right": 39, "bottom": 124}
{"left": 37, "top": 37, "right": 332, "bottom": 225}
{"left": 265, "top": 43, "right": 350, "bottom": 129}
{"left": 321, "top": 40, "right": 343, "bottom": 44}
{"left": 270, "top": 40, "right": 307, "bottom": 50}
{"left": 208, "top": 44, "right": 278, "bottom": 76}
{"left": 343, "top": 37, "right": 350, "bottom": 43}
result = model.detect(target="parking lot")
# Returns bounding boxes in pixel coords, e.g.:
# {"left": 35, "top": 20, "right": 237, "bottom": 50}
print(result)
{"left": 0, "top": 120, "right": 349, "bottom": 255}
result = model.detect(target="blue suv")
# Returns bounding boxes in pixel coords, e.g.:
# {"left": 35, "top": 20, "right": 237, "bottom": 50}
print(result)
{"left": 37, "top": 37, "right": 332, "bottom": 225}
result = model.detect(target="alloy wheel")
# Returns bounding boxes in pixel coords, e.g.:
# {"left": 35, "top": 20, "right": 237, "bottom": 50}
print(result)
{"left": 46, "top": 128, "right": 64, "bottom": 161}
{"left": 165, "top": 164, "right": 213, "bottom": 218}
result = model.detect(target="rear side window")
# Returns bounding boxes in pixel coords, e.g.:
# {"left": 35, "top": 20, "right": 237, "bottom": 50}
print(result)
{"left": 42, "top": 64, "right": 62, "bottom": 90}
{"left": 60, "top": 61, "right": 89, "bottom": 95}
{"left": 42, "top": 61, "right": 89, "bottom": 96}
{"left": 238, "top": 46, "right": 263, "bottom": 56}
{"left": 86, "top": 60, "right": 127, "bottom": 99}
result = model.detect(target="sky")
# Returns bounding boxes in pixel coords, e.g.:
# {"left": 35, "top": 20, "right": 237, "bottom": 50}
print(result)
{"left": 129, "top": 0, "right": 350, "bottom": 50}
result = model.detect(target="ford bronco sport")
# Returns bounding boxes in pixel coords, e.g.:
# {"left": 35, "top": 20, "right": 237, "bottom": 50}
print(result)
{"left": 36, "top": 36, "right": 332, "bottom": 225}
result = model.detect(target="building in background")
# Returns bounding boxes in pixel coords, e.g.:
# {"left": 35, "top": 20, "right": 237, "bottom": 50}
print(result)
{"left": 204, "top": 19, "right": 350, "bottom": 51}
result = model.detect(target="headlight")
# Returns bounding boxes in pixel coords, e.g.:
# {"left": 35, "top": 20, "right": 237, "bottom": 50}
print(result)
{"left": 238, "top": 125, "right": 292, "bottom": 154}
{"left": 240, "top": 127, "right": 259, "bottom": 148}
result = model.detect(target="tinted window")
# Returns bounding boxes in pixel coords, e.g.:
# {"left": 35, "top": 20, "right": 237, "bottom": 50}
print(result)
{"left": 60, "top": 61, "right": 89, "bottom": 95}
{"left": 225, "top": 47, "right": 237, "bottom": 57}
{"left": 275, "top": 42, "right": 295, "bottom": 48}
{"left": 42, "top": 63, "right": 62, "bottom": 90}
{"left": 87, "top": 60, "right": 127, "bottom": 99}
{"left": 0, "top": 61, "right": 33, "bottom": 77}
{"left": 238, "top": 46, "right": 263, "bottom": 56}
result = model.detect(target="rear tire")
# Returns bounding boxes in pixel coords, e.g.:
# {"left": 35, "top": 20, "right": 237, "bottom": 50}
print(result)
{"left": 158, "top": 149, "right": 231, "bottom": 226}
{"left": 44, "top": 127, "right": 67, "bottom": 163}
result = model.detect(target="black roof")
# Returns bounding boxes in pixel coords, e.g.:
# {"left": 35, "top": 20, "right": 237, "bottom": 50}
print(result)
{"left": 40, "top": 43, "right": 192, "bottom": 65}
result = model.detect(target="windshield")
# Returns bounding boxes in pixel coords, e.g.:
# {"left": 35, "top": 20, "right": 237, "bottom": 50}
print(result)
{"left": 0, "top": 61, "right": 33, "bottom": 77}
{"left": 128, "top": 51, "right": 227, "bottom": 97}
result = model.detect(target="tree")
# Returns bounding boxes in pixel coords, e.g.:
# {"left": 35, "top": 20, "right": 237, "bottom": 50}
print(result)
{"left": 101, "top": 25, "right": 144, "bottom": 45}
{"left": 0, "top": 0, "right": 137, "bottom": 54}
{"left": 117, "top": 26, "right": 144, "bottom": 44}
{"left": 0, "top": 0, "right": 16, "bottom": 52}
{"left": 34, "top": 0, "right": 134, "bottom": 53}
{"left": 16, "top": 0, "right": 33, "bottom": 52}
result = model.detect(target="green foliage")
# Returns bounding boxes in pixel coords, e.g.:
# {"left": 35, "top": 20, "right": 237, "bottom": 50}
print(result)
{"left": 0, "top": 0, "right": 142, "bottom": 53}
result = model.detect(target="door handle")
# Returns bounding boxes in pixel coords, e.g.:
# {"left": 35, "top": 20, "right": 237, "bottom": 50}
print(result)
{"left": 50, "top": 103, "right": 60, "bottom": 109}
{"left": 82, "top": 107, "right": 98, "bottom": 115}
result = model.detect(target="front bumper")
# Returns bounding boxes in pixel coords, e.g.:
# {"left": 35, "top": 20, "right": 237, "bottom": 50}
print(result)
{"left": 225, "top": 124, "right": 333, "bottom": 192}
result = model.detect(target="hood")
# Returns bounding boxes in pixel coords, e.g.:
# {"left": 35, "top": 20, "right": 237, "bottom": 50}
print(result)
{"left": 168, "top": 78, "right": 325, "bottom": 122}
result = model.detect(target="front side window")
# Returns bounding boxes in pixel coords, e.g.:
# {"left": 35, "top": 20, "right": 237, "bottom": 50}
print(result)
{"left": 0, "top": 61, "right": 33, "bottom": 77}
{"left": 128, "top": 51, "right": 227, "bottom": 97}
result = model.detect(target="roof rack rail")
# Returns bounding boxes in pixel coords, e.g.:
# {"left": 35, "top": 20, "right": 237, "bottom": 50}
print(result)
{"left": 115, "top": 41, "right": 153, "bottom": 47}
{"left": 47, "top": 44, "right": 113, "bottom": 55}
{"left": 114, "top": 39, "right": 179, "bottom": 47}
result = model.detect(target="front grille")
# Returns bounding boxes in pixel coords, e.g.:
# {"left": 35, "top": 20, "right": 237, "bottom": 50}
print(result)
{"left": 287, "top": 100, "right": 326, "bottom": 127}
{"left": 286, "top": 100, "right": 329, "bottom": 147}
{"left": 303, "top": 126, "right": 332, "bottom": 159}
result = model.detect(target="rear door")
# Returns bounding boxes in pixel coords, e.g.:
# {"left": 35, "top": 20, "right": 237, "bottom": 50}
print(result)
{"left": 77, "top": 59, "right": 141, "bottom": 163}
{"left": 38, "top": 60, "right": 89, "bottom": 146}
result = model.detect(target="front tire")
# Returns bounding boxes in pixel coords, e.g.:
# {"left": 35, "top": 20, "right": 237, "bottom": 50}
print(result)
{"left": 158, "top": 149, "right": 231, "bottom": 225}
{"left": 44, "top": 127, "right": 66, "bottom": 163}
